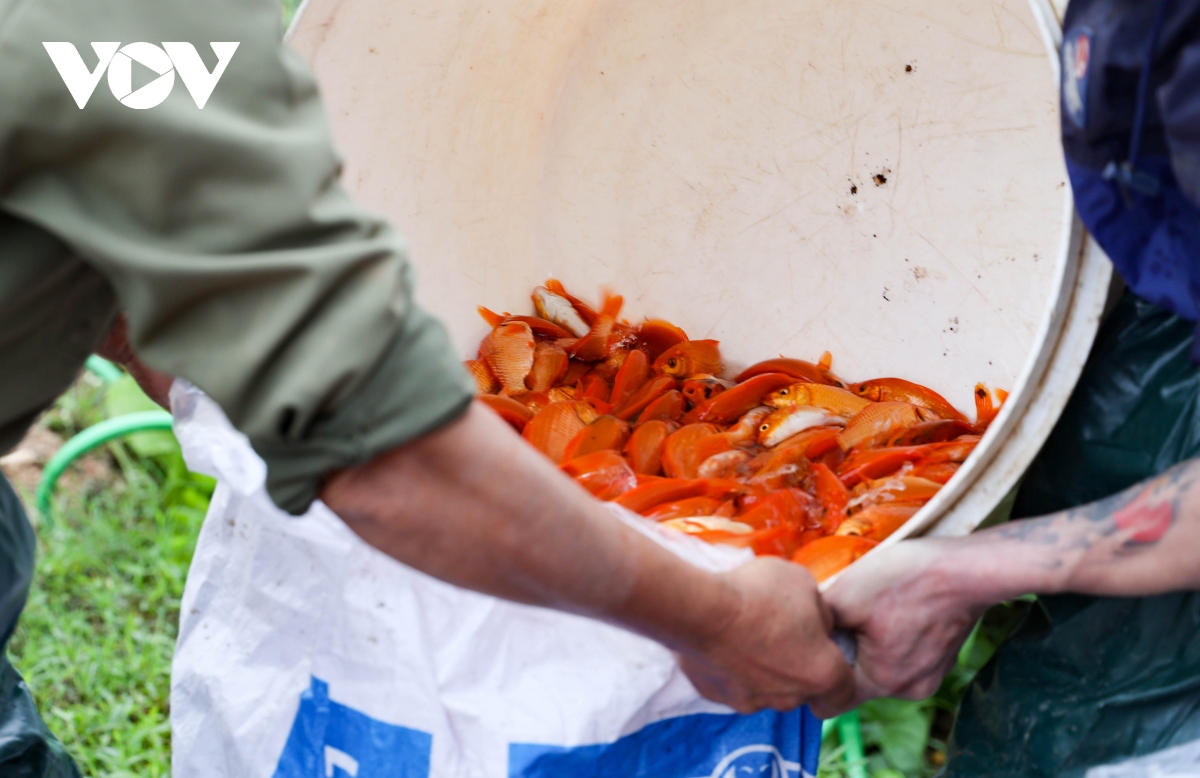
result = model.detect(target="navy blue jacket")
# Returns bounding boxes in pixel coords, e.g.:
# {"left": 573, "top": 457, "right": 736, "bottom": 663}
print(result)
{"left": 1062, "top": 0, "right": 1200, "bottom": 336}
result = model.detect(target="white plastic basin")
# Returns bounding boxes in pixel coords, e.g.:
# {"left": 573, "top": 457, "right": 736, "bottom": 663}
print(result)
{"left": 289, "top": 0, "right": 1112, "bottom": 561}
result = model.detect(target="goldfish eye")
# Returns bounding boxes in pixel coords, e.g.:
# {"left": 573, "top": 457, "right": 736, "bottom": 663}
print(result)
{"left": 779, "top": 389, "right": 789, "bottom": 396}
{"left": 667, "top": 359, "right": 678, "bottom": 369}
{"left": 760, "top": 424, "right": 770, "bottom": 432}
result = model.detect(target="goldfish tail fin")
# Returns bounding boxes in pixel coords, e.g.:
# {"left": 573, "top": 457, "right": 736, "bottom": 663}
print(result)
{"left": 477, "top": 306, "right": 505, "bottom": 327}
{"left": 974, "top": 382, "right": 1002, "bottom": 430}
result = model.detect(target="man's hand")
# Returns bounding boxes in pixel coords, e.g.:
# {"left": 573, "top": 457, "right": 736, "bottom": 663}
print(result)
{"left": 825, "top": 539, "right": 985, "bottom": 704}
{"left": 827, "top": 458, "right": 1200, "bottom": 705}
{"left": 321, "top": 402, "right": 854, "bottom": 715}
{"left": 679, "top": 557, "right": 855, "bottom": 718}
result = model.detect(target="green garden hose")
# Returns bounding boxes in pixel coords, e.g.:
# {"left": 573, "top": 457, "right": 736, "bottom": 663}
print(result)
{"left": 838, "top": 709, "right": 868, "bottom": 778}
{"left": 84, "top": 355, "right": 123, "bottom": 384}
{"left": 36, "top": 410, "right": 174, "bottom": 525}
{"left": 820, "top": 710, "right": 868, "bottom": 776}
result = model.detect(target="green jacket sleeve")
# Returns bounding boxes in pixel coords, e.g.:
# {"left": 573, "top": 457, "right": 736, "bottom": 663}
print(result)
{"left": 0, "top": 0, "right": 474, "bottom": 512}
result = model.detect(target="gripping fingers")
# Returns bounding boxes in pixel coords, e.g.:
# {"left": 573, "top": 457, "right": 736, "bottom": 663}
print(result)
{"left": 895, "top": 652, "right": 960, "bottom": 701}
{"left": 897, "top": 675, "right": 943, "bottom": 702}
{"left": 679, "top": 644, "right": 853, "bottom": 716}
{"left": 806, "top": 640, "right": 857, "bottom": 718}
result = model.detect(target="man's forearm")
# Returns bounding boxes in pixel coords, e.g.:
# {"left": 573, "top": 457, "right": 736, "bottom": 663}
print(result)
{"left": 929, "top": 458, "right": 1200, "bottom": 604}
{"left": 319, "top": 402, "right": 740, "bottom": 652}
{"left": 319, "top": 401, "right": 857, "bottom": 716}
{"left": 824, "top": 452, "right": 1200, "bottom": 704}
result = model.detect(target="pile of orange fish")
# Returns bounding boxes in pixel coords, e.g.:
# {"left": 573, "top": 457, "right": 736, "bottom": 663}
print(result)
{"left": 468, "top": 281, "right": 1006, "bottom": 582}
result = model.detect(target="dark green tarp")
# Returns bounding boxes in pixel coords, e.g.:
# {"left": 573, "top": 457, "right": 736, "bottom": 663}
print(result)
{"left": 945, "top": 293, "right": 1200, "bottom": 777}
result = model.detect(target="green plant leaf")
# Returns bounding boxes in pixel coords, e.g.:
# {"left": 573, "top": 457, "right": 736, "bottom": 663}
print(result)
{"left": 857, "top": 697, "right": 933, "bottom": 775}
{"left": 102, "top": 376, "right": 178, "bottom": 458}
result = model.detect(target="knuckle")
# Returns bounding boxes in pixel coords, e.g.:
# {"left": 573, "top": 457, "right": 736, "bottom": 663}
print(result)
{"left": 809, "top": 694, "right": 847, "bottom": 720}
{"left": 728, "top": 695, "right": 757, "bottom": 715}
{"left": 858, "top": 667, "right": 904, "bottom": 699}
{"left": 811, "top": 674, "right": 842, "bottom": 699}
{"left": 901, "top": 679, "right": 939, "bottom": 700}
{"left": 695, "top": 685, "right": 729, "bottom": 707}
{"left": 812, "top": 656, "right": 851, "bottom": 692}
{"left": 789, "top": 564, "right": 819, "bottom": 590}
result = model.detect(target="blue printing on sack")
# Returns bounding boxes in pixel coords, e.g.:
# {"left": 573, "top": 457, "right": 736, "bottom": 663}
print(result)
{"left": 272, "top": 677, "right": 822, "bottom": 778}
{"left": 273, "top": 677, "right": 433, "bottom": 778}
{"left": 508, "top": 706, "right": 822, "bottom": 778}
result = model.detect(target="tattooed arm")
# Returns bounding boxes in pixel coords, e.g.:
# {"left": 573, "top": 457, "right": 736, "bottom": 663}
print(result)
{"left": 824, "top": 459, "right": 1200, "bottom": 703}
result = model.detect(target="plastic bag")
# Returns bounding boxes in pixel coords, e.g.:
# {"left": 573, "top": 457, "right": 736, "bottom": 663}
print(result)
{"left": 944, "top": 293, "right": 1200, "bottom": 777}
{"left": 1087, "top": 736, "right": 1200, "bottom": 778}
{"left": 167, "top": 383, "right": 823, "bottom": 778}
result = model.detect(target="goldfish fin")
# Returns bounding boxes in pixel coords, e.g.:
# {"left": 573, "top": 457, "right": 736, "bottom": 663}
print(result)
{"left": 545, "top": 279, "right": 599, "bottom": 325}
{"left": 600, "top": 292, "right": 624, "bottom": 319}
{"left": 477, "top": 306, "right": 505, "bottom": 327}
{"left": 974, "top": 383, "right": 1002, "bottom": 430}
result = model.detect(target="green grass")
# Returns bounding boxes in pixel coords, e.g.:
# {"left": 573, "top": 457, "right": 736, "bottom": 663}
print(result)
{"left": 7, "top": 377, "right": 212, "bottom": 777}
{"left": 283, "top": 0, "right": 302, "bottom": 28}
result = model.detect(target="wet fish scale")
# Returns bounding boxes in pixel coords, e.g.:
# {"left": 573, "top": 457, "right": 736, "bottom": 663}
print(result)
{"left": 481, "top": 321, "right": 536, "bottom": 394}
